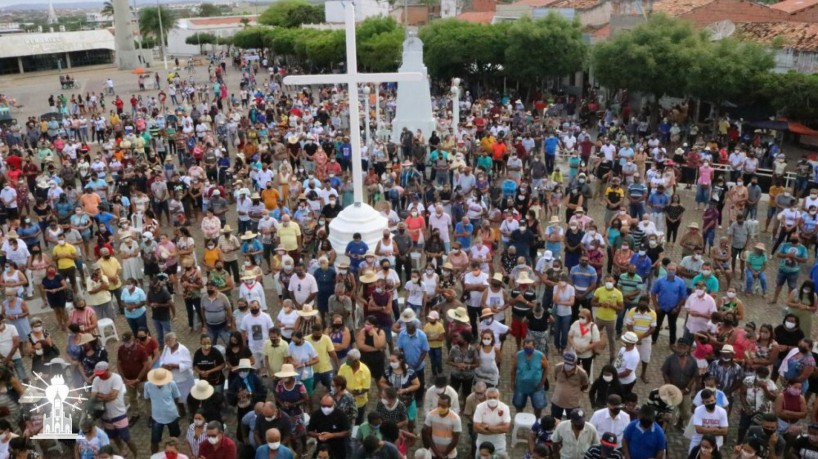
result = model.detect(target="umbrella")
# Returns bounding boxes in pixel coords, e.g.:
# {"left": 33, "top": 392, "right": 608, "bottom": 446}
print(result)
{"left": 131, "top": 67, "right": 147, "bottom": 75}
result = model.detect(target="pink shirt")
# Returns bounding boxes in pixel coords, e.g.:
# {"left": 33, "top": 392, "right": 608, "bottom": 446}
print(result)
{"left": 685, "top": 293, "right": 718, "bottom": 334}
{"left": 698, "top": 166, "right": 714, "bottom": 185}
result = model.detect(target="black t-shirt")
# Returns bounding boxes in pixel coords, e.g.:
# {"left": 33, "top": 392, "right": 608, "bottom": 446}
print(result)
{"left": 193, "top": 348, "right": 226, "bottom": 386}
{"left": 307, "top": 408, "right": 351, "bottom": 457}
{"left": 746, "top": 426, "right": 785, "bottom": 459}
{"left": 526, "top": 310, "right": 549, "bottom": 332}
{"left": 255, "top": 412, "right": 293, "bottom": 442}
{"left": 225, "top": 345, "right": 252, "bottom": 368}
{"left": 147, "top": 286, "right": 173, "bottom": 320}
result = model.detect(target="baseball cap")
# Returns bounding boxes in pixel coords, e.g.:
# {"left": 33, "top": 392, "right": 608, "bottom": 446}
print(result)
{"left": 601, "top": 432, "right": 618, "bottom": 448}
{"left": 93, "top": 361, "right": 109, "bottom": 376}
{"left": 563, "top": 352, "right": 576, "bottom": 367}
{"left": 569, "top": 408, "right": 585, "bottom": 423}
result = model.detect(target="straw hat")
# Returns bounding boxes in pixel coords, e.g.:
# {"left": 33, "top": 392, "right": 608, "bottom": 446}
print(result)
{"left": 190, "top": 380, "right": 214, "bottom": 400}
{"left": 400, "top": 308, "right": 417, "bottom": 323}
{"left": 441, "top": 262, "right": 454, "bottom": 271}
{"left": 298, "top": 303, "right": 319, "bottom": 317}
{"left": 549, "top": 216, "right": 560, "bottom": 224}
{"left": 447, "top": 307, "right": 469, "bottom": 323}
{"left": 275, "top": 363, "right": 299, "bottom": 378}
{"left": 234, "top": 358, "right": 254, "bottom": 371}
{"left": 240, "top": 271, "right": 257, "bottom": 281}
{"left": 147, "top": 368, "right": 173, "bottom": 386}
{"left": 658, "top": 384, "right": 684, "bottom": 407}
{"left": 288, "top": 135, "right": 299, "bottom": 145}
{"left": 240, "top": 231, "right": 257, "bottom": 240}
{"left": 221, "top": 224, "right": 234, "bottom": 233}
{"left": 622, "top": 331, "right": 639, "bottom": 344}
{"left": 359, "top": 270, "right": 378, "bottom": 284}
{"left": 250, "top": 192, "right": 261, "bottom": 200}
{"left": 491, "top": 273, "right": 504, "bottom": 283}
{"left": 77, "top": 333, "right": 96, "bottom": 346}
{"left": 480, "top": 307, "right": 494, "bottom": 318}
{"left": 7, "top": 231, "right": 18, "bottom": 239}
{"left": 516, "top": 271, "right": 535, "bottom": 285}
{"left": 688, "top": 222, "right": 699, "bottom": 229}
{"left": 181, "top": 256, "right": 194, "bottom": 268}
{"left": 754, "top": 242, "right": 766, "bottom": 251}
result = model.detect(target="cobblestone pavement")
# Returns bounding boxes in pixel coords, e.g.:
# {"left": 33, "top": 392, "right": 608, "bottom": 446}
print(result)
{"left": 1, "top": 64, "right": 809, "bottom": 459}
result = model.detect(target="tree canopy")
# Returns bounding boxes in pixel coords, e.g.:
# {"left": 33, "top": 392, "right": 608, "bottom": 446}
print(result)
{"left": 258, "top": 0, "right": 323, "bottom": 28}
{"left": 185, "top": 32, "right": 218, "bottom": 54}
{"left": 196, "top": 3, "right": 224, "bottom": 17}
{"left": 138, "top": 6, "right": 177, "bottom": 47}
{"left": 504, "top": 14, "right": 586, "bottom": 85}
{"left": 759, "top": 72, "right": 818, "bottom": 122}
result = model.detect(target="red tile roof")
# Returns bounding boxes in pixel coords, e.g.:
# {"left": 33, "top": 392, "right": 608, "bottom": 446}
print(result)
{"left": 513, "top": 0, "right": 562, "bottom": 7}
{"left": 651, "top": 0, "right": 716, "bottom": 16}
{"left": 549, "top": 0, "right": 604, "bottom": 9}
{"left": 591, "top": 23, "right": 610, "bottom": 38}
{"left": 737, "top": 21, "right": 818, "bottom": 51}
{"left": 770, "top": 0, "right": 818, "bottom": 13}
{"left": 455, "top": 11, "right": 496, "bottom": 22}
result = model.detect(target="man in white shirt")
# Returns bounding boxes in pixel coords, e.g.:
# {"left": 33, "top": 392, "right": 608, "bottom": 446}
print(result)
{"left": 0, "top": 315, "right": 23, "bottom": 380}
{"left": 463, "top": 262, "right": 489, "bottom": 327}
{"left": 428, "top": 205, "right": 453, "bottom": 251}
{"left": 0, "top": 184, "right": 17, "bottom": 219}
{"left": 91, "top": 361, "right": 138, "bottom": 457}
{"left": 478, "top": 308, "right": 509, "bottom": 350}
{"left": 689, "top": 388, "right": 729, "bottom": 451}
{"left": 240, "top": 306, "right": 275, "bottom": 369}
{"left": 288, "top": 264, "right": 318, "bottom": 308}
{"left": 472, "top": 387, "right": 511, "bottom": 455}
{"left": 239, "top": 274, "right": 268, "bottom": 311}
{"left": 423, "top": 375, "right": 461, "bottom": 414}
{"left": 499, "top": 211, "right": 519, "bottom": 246}
{"left": 589, "top": 394, "right": 631, "bottom": 448}
{"left": 551, "top": 408, "right": 600, "bottom": 459}
{"left": 615, "top": 332, "right": 640, "bottom": 395}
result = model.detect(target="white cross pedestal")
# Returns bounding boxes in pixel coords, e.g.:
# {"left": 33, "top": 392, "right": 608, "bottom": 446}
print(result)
{"left": 283, "top": 2, "right": 423, "bottom": 256}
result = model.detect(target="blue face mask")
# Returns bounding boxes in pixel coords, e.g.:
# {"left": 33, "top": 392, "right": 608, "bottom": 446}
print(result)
{"left": 524, "top": 348, "right": 534, "bottom": 355}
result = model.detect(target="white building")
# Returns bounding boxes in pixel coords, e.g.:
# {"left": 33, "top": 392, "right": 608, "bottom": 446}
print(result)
{"left": 167, "top": 15, "right": 257, "bottom": 57}
{"left": 324, "top": 0, "right": 390, "bottom": 23}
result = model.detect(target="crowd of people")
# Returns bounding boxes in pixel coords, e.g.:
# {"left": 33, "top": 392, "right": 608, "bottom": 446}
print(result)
{"left": 1, "top": 53, "right": 818, "bottom": 459}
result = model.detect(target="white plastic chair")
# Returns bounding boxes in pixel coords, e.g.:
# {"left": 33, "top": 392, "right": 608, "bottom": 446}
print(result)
{"left": 97, "top": 318, "right": 119, "bottom": 345}
{"left": 511, "top": 412, "right": 537, "bottom": 447}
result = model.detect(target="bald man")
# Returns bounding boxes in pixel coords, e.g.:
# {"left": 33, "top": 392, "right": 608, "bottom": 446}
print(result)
{"left": 307, "top": 395, "right": 351, "bottom": 459}
{"left": 254, "top": 428, "right": 296, "bottom": 459}
{"left": 254, "top": 402, "right": 293, "bottom": 448}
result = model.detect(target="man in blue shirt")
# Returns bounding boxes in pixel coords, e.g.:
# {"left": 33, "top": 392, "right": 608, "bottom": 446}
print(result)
{"left": 345, "top": 233, "right": 369, "bottom": 274}
{"left": 396, "top": 321, "right": 429, "bottom": 402}
{"left": 569, "top": 255, "right": 598, "bottom": 311}
{"left": 629, "top": 248, "right": 653, "bottom": 281}
{"left": 650, "top": 263, "right": 687, "bottom": 346}
{"left": 647, "top": 185, "right": 669, "bottom": 216}
{"left": 544, "top": 134, "right": 560, "bottom": 173}
{"left": 622, "top": 405, "right": 667, "bottom": 459}
{"left": 313, "top": 257, "right": 337, "bottom": 323}
{"left": 627, "top": 176, "right": 648, "bottom": 220}
{"left": 143, "top": 368, "right": 182, "bottom": 455}
{"left": 454, "top": 217, "right": 474, "bottom": 250}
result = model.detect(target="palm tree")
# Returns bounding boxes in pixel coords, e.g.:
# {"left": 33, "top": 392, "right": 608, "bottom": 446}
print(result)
{"left": 138, "top": 6, "right": 177, "bottom": 55}
{"left": 100, "top": 1, "right": 114, "bottom": 16}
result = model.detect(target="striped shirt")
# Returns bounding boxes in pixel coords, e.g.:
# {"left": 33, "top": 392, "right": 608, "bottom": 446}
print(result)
{"left": 424, "top": 408, "right": 462, "bottom": 458}
{"left": 570, "top": 265, "right": 598, "bottom": 296}
{"left": 617, "top": 273, "right": 643, "bottom": 305}
{"left": 625, "top": 308, "right": 657, "bottom": 335}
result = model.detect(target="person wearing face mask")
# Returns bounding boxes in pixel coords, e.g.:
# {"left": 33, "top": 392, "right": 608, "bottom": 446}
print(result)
{"left": 691, "top": 261, "right": 720, "bottom": 295}
{"left": 239, "top": 268, "right": 268, "bottom": 312}
{"left": 307, "top": 395, "right": 351, "bottom": 459}
{"left": 772, "top": 233, "right": 808, "bottom": 305}
{"left": 550, "top": 408, "right": 598, "bottom": 459}
{"left": 186, "top": 412, "right": 211, "bottom": 459}
{"left": 90, "top": 360, "right": 139, "bottom": 457}
{"left": 52, "top": 232, "right": 79, "bottom": 292}
{"left": 255, "top": 427, "right": 296, "bottom": 459}
{"left": 590, "top": 395, "right": 631, "bottom": 450}
{"left": 621, "top": 405, "right": 667, "bottom": 459}
{"left": 685, "top": 281, "right": 718, "bottom": 338}
{"left": 144, "top": 368, "right": 183, "bottom": 454}
{"left": 472, "top": 387, "right": 512, "bottom": 455}
{"left": 197, "top": 420, "right": 237, "bottom": 459}
{"left": 789, "top": 421, "right": 818, "bottom": 459}
{"left": 510, "top": 337, "right": 549, "bottom": 419}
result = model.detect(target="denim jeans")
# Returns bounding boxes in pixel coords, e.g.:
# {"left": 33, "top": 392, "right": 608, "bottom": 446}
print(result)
{"left": 206, "top": 322, "right": 232, "bottom": 347}
{"left": 745, "top": 269, "right": 768, "bottom": 294}
{"left": 126, "top": 313, "right": 149, "bottom": 335}
{"left": 652, "top": 309, "right": 679, "bottom": 345}
{"left": 153, "top": 319, "right": 172, "bottom": 348}
{"left": 428, "top": 348, "right": 443, "bottom": 376}
{"left": 553, "top": 315, "right": 572, "bottom": 351}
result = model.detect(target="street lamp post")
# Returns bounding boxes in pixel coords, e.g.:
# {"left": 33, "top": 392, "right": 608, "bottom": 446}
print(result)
{"left": 363, "top": 85, "right": 371, "bottom": 146}
{"left": 451, "top": 77, "right": 461, "bottom": 138}
{"left": 156, "top": 0, "right": 167, "bottom": 69}
{"left": 375, "top": 84, "right": 381, "bottom": 132}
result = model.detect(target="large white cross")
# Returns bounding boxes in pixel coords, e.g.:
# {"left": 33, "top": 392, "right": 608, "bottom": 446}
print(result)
{"left": 283, "top": 2, "right": 423, "bottom": 205}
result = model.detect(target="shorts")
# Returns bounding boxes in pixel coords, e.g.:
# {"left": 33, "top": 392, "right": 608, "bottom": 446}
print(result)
{"left": 511, "top": 317, "right": 528, "bottom": 339}
{"left": 407, "top": 399, "right": 417, "bottom": 421}
{"left": 512, "top": 389, "right": 547, "bottom": 410}
{"left": 102, "top": 414, "right": 131, "bottom": 441}
{"left": 163, "top": 264, "right": 178, "bottom": 277}
{"left": 314, "top": 371, "right": 333, "bottom": 391}
{"left": 150, "top": 417, "right": 180, "bottom": 444}
{"left": 636, "top": 339, "right": 652, "bottom": 363}
{"left": 777, "top": 270, "right": 799, "bottom": 289}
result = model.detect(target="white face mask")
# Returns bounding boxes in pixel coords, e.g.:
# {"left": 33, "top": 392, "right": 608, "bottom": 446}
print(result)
{"left": 727, "top": 292, "right": 736, "bottom": 298}
{"left": 207, "top": 436, "right": 219, "bottom": 445}
{"left": 486, "top": 399, "right": 499, "bottom": 408}
{"left": 482, "top": 338, "right": 492, "bottom": 345}
{"left": 268, "top": 442, "right": 281, "bottom": 450}
{"left": 696, "top": 289, "right": 705, "bottom": 297}
{"left": 605, "top": 282, "right": 614, "bottom": 289}
{"left": 390, "top": 361, "right": 400, "bottom": 369}
{"left": 702, "top": 269, "right": 712, "bottom": 276}
{"left": 785, "top": 321, "right": 797, "bottom": 329}
{"left": 602, "top": 375, "right": 613, "bottom": 382}
{"left": 194, "top": 419, "right": 205, "bottom": 426}
{"left": 321, "top": 407, "right": 334, "bottom": 415}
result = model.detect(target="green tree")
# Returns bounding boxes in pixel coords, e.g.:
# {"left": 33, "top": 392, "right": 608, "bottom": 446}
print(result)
{"left": 196, "top": 3, "right": 223, "bottom": 17}
{"left": 138, "top": 6, "right": 177, "bottom": 50}
{"left": 759, "top": 72, "right": 818, "bottom": 122}
{"left": 419, "top": 19, "right": 509, "bottom": 83}
{"left": 100, "top": 1, "right": 114, "bottom": 16}
{"left": 304, "top": 30, "right": 344, "bottom": 70}
{"left": 592, "top": 14, "right": 705, "bottom": 122}
{"left": 359, "top": 27, "right": 404, "bottom": 72}
{"left": 265, "top": 27, "right": 300, "bottom": 57}
{"left": 259, "top": 0, "right": 323, "bottom": 28}
{"left": 232, "top": 27, "right": 268, "bottom": 49}
{"left": 185, "top": 32, "right": 218, "bottom": 54}
{"left": 504, "top": 14, "right": 586, "bottom": 91}
{"left": 687, "top": 38, "right": 774, "bottom": 120}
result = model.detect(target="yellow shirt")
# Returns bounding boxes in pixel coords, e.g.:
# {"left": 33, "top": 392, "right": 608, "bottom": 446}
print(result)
{"left": 625, "top": 308, "right": 657, "bottom": 336}
{"left": 263, "top": 339, "right": 289, "bottom": 376}
{"left": 593, "top": 287, "right": 624, "bottom": 321}
{"left": 423, "top": 322, "right": 446, "bottom": 349}
{"left": 306, "top": 334, "right": 335, "bottom": 373}
{"left": 769, "top": 185, "right": 784, "bottom": 205}
{"left": 277, "top": 223, "right": 301, "bottom": 251}
{"left": 97, "top": 256, "right": 122, "bottom": 290}
{"left": 53, "top": 243, "right": 77, "bottom": 270}
{"left": 337, "top": 362, "right": 371, "bottom": 407}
